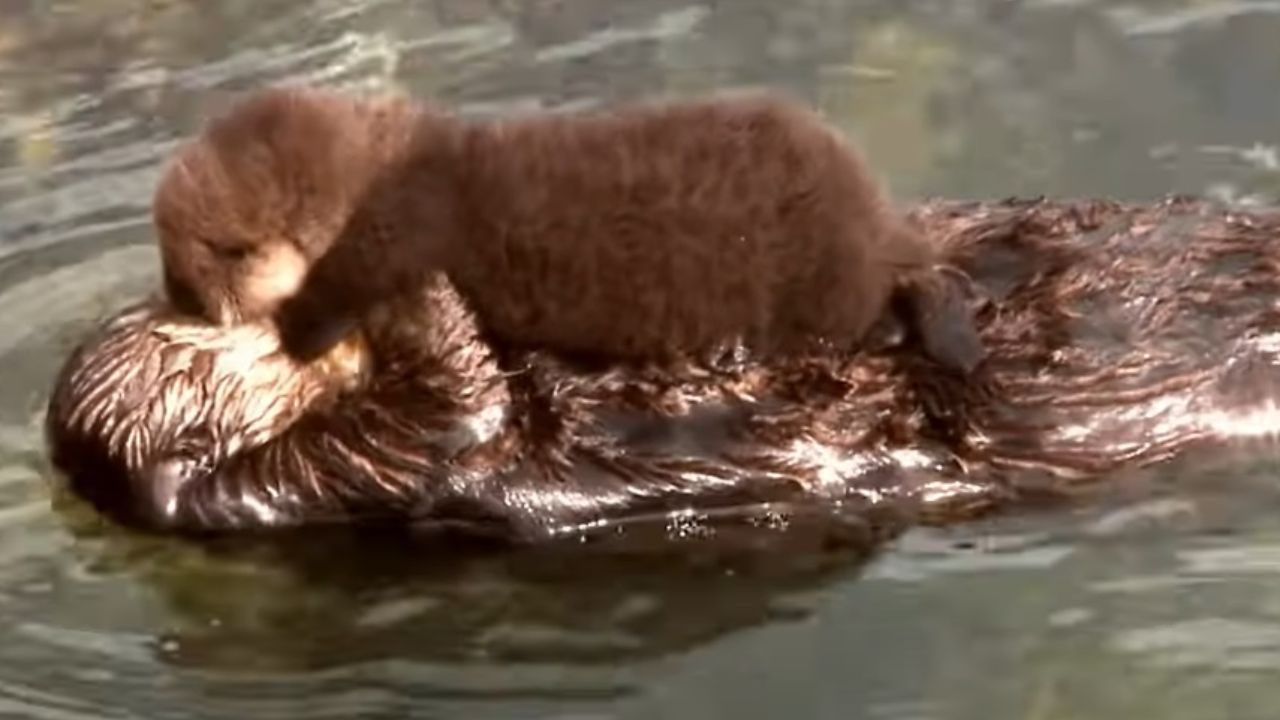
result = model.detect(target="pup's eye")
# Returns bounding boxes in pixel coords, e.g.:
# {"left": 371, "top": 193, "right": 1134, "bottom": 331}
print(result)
{"left": 221, "top": 246, "right": 252, "bottom": 261}
{"left": 208, "top": 242, "right": 252, "bottom": 262}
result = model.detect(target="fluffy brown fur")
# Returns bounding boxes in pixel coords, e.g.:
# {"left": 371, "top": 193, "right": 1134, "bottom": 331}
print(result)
{"left": 154, "top": 86, "right": 984, "bottom": 375}
{"left": 153, "top": 87, "right": 419, "bottom": 324}
{"left": 48, "top": 198, "right": 1280, "bottom": 540}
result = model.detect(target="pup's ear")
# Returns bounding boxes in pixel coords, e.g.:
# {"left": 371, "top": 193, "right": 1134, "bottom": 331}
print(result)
{"left": 897, "top": 266, "right": 987, "bottom": 375}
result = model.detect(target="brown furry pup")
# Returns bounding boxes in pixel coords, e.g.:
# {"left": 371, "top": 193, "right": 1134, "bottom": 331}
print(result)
{"left": 153, "top": 86, "right": 984, "bottom": 375}
{"left": 49, "top": 198, "right": 1280, "bottom": 538}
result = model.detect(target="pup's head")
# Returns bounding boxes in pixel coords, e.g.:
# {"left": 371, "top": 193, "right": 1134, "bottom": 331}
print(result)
{"left": 154, "top": 85, "right": 415, "bottom": 325}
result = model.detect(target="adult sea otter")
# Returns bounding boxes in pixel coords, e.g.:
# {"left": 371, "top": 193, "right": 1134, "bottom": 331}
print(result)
{"left": 45, "top": 197, "right": 1280, "bottom": 542}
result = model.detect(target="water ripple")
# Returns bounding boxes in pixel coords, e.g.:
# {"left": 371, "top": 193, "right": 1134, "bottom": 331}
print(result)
{"left": 1115, "top": 0, "right": 1280, "bottom": 37}
{"left": 534, "top": 6, "right": 709, "bottom": 63}
{"left": 0, "top": 678, "right": 129, "bottom": 720}
{"left": 1179, "top": 543, "right": 1280, "bottom": 575}
{"left": 15, "top": 624, "right": 155, "bottom": 666}
{"left": 1112, "top": 617, "right": 1280, "bottom": 671}
{"left": 0, "top": 244, "right": 158, "bottom": 356}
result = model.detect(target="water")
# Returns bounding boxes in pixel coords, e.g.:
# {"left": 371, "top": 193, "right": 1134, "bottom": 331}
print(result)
{"left": 3, "top": 0, "right": 1280, "bottom": 717}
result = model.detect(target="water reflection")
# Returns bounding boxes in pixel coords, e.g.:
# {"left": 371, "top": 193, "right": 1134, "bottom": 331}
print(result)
{"left": 4, "top": 0, "right": 1280, "bottom": 717}
{"left": 97, "top": 526, "right": 861, "bottom": 671}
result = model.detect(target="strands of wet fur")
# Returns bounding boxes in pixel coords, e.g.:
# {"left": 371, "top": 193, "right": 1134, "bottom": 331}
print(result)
{"left": 912, "top": 198, "right": 1280, "bottom": 485}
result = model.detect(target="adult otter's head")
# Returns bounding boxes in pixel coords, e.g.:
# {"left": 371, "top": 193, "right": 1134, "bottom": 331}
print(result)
{"left": 45, "top": 300, "right": 368, "bottom": 527}
{"left": 153, "top": 85, "right": 418, "bottom": 325}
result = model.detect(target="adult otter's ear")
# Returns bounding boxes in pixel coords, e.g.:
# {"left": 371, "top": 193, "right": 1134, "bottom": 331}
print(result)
{"left": 896, "top": 266, "right": 987, "bottom": 375}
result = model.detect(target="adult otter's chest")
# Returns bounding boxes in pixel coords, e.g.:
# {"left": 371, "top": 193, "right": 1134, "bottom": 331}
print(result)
{"left": 437, "top": 96, "right": 902, "bottom": 361}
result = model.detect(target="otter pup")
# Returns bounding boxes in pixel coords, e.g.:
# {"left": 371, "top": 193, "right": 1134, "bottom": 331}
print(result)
{"left": 154, "top": 85, "right": 984, "bottom": 374}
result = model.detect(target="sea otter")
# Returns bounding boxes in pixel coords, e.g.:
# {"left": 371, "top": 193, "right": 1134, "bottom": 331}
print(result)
{"left": 44, "top": 303, "right": 370, "bottom": 529}
{"left": 152, "top": 85, "right": 984, "bottom": 374}
{"left": 49, "top": 269, "right": 914, "bottom": 536}
{"left": 48, "top": 197, "right": 1280, "bottom": 540}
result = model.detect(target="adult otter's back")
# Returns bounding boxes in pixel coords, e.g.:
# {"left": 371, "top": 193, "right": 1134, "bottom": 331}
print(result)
{"left": 46, "top": 198, "right": 1280, "bottom": 540}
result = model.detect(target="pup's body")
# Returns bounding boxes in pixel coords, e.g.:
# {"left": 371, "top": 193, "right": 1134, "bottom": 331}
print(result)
{"left": 155, "top": 86, "right": 983, "bottom": 372}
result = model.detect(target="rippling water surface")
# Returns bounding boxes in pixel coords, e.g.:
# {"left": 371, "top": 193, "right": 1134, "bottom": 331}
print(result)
{"left": 5, "top": 0, "right": 1280, "bottom": 717}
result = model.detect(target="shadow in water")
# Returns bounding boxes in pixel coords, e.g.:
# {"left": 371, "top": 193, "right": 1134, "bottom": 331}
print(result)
{"left": 50, "top": 486, "right": 899, "bottom": 673}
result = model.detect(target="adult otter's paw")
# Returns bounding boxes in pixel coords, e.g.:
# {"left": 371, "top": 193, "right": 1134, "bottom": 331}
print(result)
{"left": 899, "top": 266, "right": 987, "bottom": 374}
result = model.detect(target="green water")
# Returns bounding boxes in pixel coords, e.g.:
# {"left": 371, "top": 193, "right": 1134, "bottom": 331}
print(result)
{"left": 3, "top": 0, "right": 1280, "bottom": 717}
